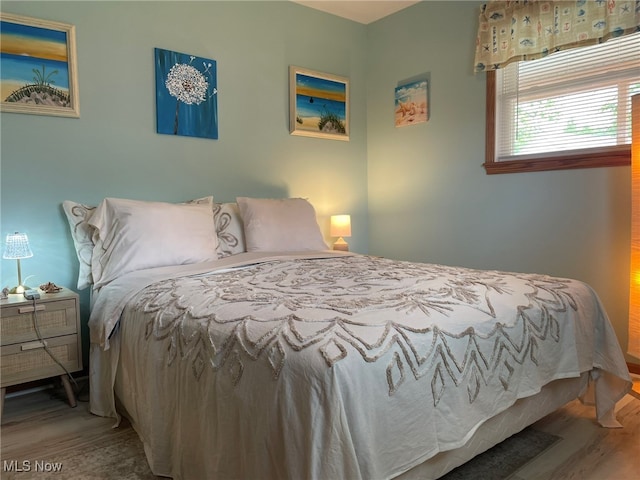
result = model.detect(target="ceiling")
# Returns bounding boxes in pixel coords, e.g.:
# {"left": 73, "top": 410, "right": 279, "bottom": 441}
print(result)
{"left": 291, "top": 0, "right": 422, "bottom": 25}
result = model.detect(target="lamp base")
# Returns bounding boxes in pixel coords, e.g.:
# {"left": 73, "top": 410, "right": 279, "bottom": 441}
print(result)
{"left": 8, "top": 285, "right": 30, "bottom": 295}
{"left": 333, "top": 237, "right": 349, "bottom": 251}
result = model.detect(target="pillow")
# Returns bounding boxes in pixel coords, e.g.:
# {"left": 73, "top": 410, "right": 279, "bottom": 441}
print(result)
{"left": 213, "top": 202, "right": 246, "bottom": 258}
{"left": 88, "top": 197, "right": 218, "bottom": 288}
{"left": 236, "top": 197, "right": 328, "bottom": 252}
{"left": 62, "top": 196, "right": 214, "bottom": 289}
{"left": 62, "top": 201, "right": 97, "bottom": 290}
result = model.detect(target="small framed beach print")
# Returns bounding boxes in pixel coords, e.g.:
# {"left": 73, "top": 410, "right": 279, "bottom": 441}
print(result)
{"left": 0, "top": 13, "right": 80, "bottom": 118}
{"left": 289, "top": 66, "right": 349, "bottom": 141}
{"left": 395, "top": 76, "right": 429, "bottom": 127}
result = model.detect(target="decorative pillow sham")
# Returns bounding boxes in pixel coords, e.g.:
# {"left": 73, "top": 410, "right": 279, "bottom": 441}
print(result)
{"left": 236, "top": 197, "right": 328, "bottom": 252}
{"left": 213, "top": 202, "right": 246, "bottom": 258}
{"left": 62, "top": 201, "right": 97, "bottom": 290}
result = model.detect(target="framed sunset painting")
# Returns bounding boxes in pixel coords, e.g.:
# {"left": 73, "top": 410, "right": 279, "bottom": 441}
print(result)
{"left": 289, "top": 66, "right": 349, "bottom": 141}
{"left": 0, "top": 13, "right": 79, "bottom": 117}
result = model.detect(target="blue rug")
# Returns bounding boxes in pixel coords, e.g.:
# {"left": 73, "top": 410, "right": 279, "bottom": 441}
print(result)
{"left": 440, "top": 427, "right": 561, "bottom": 480}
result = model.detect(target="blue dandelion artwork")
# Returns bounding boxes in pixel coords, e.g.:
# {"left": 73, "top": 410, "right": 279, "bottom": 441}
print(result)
{"left": 155, "top": 47, "right": 218, "bottom": 139}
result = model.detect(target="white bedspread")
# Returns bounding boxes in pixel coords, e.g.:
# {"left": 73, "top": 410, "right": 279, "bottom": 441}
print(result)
{"left": 88, "top": 252, "right": 631, "bottom": 480}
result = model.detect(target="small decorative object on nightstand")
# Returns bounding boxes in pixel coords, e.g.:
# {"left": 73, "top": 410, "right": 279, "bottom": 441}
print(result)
{"left": 330, "top": 214, "right": 351, "bottom": 251}
{"left": 0, "top": 287, "right": 82, "bottom": 417}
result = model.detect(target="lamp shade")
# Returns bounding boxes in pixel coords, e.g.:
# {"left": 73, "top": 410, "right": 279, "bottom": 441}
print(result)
{"left": 3, "top": 232, "right": 33, "bottom": 260}
{"left": 630, "top": 94, "right": 640, "bottom": 360}
{"left": 330, "top": 215, "right": 351, "bottom": 238}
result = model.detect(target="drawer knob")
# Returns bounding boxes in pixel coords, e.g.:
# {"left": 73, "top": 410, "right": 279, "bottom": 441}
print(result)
{"left": 18, "top": 305, "right": 46, "bottom": 314}
{"left": 21, "top": 340, "right": 48, "bottom": 351}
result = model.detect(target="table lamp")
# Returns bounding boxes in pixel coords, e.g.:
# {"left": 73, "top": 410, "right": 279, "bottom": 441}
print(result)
{"left": 3, "top": 232, "right": 33, "bottom": 294}
{"left": 330, "top": 215, "right": 351, "bottom": 251}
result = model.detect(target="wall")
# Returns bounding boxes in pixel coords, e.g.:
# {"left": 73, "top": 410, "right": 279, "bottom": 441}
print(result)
{"left": 366, "top": 1, "right": 632, "bottom": 363}
{"left": 0, "top": 1, "right": 369, "bottom": 361}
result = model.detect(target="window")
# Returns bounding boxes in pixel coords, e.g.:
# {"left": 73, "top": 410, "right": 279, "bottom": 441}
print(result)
{"left": 485, "top": 32, "right": 640, "bottom": 174}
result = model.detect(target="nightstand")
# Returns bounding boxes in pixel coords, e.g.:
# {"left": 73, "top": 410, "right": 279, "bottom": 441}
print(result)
{"left": 0, "top": 287, "right": 82, "bottom": 416}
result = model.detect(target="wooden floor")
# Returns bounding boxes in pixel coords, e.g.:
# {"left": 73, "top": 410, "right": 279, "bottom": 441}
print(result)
{"left": 1, "top": 377, "right": 639, "bottom": 479}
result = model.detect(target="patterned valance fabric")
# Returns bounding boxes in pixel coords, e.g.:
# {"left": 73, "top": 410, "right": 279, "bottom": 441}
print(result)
{"left": 474, "top": 0, "right": 640, "bottom": 72}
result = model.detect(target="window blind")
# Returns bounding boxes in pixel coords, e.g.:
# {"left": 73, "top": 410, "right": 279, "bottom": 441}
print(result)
{"left": 495, "top": 32, "right": 640, "bottom": 161}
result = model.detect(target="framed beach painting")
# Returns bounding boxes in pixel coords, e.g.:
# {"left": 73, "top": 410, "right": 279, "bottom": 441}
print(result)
{"left": 155, "top": 47, "right": 218, "bottom": 140}
{"left": 395, "top": 77, "right": 429, "bottom": 127}
{"left": 289, "top": 66, "right": 349, "bottom": 141}
{"left": 0, "top": 13, "right": 79, "bottom": 118}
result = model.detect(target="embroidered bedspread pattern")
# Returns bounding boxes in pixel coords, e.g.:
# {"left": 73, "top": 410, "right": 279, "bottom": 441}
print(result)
{"left": 110, "top": 255, "right": 617, "bottom": 479}
{"left": 135, "top": 255, "right": 580, "bottom": 392}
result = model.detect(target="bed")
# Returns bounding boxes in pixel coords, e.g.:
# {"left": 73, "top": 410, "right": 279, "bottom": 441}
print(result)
{"left": 62, "top": 196, "right": 632, "bottom": 480}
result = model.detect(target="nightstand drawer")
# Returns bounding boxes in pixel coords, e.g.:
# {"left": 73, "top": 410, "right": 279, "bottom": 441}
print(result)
{"left": 1, "top": 299, "right": 77, "bottom": 346}
{"left": 0, "top": 334, "right": 80, "bottom": 387}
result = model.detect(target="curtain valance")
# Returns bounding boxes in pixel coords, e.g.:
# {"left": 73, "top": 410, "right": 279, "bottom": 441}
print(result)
{"left": 474, "top": 0, "right": 640, "bottom": 72}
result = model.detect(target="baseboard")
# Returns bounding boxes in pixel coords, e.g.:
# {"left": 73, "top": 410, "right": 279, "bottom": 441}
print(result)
{"left": 628, "top": 362, "right": 640, "bottom": 375}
